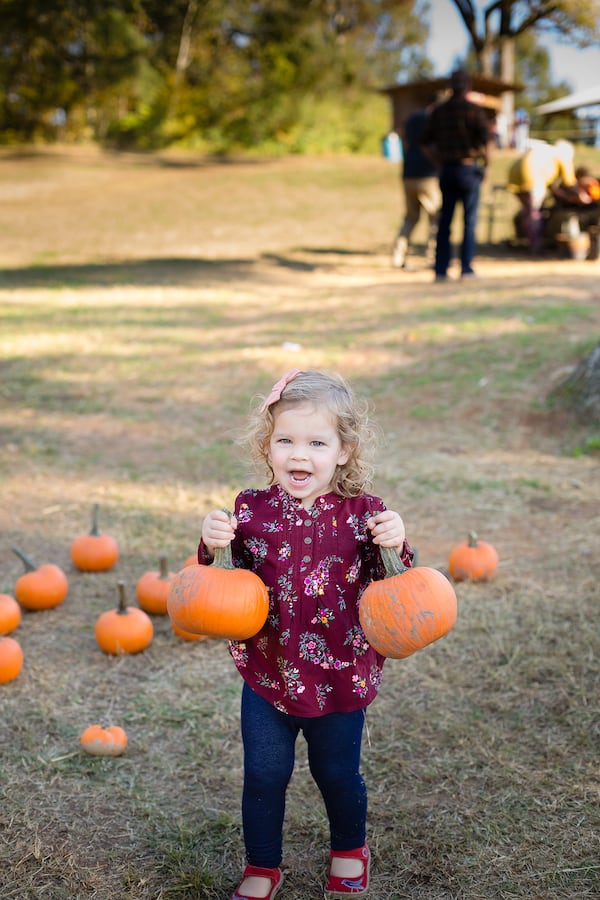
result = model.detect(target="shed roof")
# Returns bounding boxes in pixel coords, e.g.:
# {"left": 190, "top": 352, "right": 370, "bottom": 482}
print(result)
{"left": 536, "top": 84, "right": 600, "bottom": 115}
{"left": 380, "top": 75, "right": 522, "bottom": 108}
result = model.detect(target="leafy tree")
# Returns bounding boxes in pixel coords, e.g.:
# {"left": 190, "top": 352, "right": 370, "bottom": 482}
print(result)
{"left": 446, "top": 1, "right": 599, "bottom": 137}
{"left": 0, "top": 0, "right": 433, "bottom": 149}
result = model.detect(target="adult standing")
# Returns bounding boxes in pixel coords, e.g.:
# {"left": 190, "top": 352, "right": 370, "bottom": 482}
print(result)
{"left": 421, "top": 69, "right": 492, "bottom": 281}
{"left": 392, "top": 99, "right": 441, "bottom": 269}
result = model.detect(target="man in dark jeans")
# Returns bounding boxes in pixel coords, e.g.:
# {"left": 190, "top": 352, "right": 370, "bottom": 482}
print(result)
{"left": 421, "top": 69, "right": 492, "bottom": 281}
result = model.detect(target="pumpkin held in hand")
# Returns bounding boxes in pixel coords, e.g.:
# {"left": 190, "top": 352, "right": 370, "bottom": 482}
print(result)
{"left": 0, "top": 636, "right": 23, "bottom": 684}
{"left": 95, "top": 582, "right": 153, "bottom": 655}
{"left": 448, "top": 532, "right": 499, "bottom": 582}
{"left": 12, "top": 547, "right": 69, "bottom": 610}
{"left": 80, "top": 724, "right": 128, "bottom": 757}
{"left": 167, "top": 543, "right": 269, "bottom": 640}
{"left": 70, "top": 504, "right": 119, "bottom": 572}
{"left": 0, "top": 594, "right": 21, "bottom": 635}
{"left": 359, "top": 547, "right": 457, "bottom": 659}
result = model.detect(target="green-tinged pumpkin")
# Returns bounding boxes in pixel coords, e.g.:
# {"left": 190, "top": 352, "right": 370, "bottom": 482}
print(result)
{"left": 13, "top": 547, "right": 68, "bottom": 611}
{"left": 448, "top": 532, "right": 499, "bottom": 582}
{"left": 80, "top": 724, "right": 128, "bottom": 757}
{"left": 95, "top": 582, "right": 153, "bottom": 655}
{"left": 167, "top": 543, "right": 269, "bottom": 640}
{"left": 359, "top": 547, "right": 457, "bottom": 659}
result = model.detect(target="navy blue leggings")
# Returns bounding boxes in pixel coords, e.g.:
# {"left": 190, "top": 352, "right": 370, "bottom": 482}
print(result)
{"left": 240, "top": 683, "right": 367, "bottom": 868}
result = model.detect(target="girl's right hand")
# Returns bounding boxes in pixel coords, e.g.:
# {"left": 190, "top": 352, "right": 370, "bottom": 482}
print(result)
{"left": 202, "top": 509, "right": 237, "bottom": 552}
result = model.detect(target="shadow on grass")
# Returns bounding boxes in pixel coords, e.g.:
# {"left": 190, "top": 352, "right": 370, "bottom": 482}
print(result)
{"left": 0, "top": 257, "right": 257, "bottom": 288}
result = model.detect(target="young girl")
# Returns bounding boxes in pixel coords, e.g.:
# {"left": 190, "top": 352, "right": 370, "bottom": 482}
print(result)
{"left": 200, "top": 369, "right": 413, "bottom": 900}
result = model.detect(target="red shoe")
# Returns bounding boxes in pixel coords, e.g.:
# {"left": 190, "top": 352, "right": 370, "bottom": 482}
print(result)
{"left": 324, "top": 844, "right": 370, "bottom": 896}
{"left": 230, "top": 864, "right": 284, "bottom": 900}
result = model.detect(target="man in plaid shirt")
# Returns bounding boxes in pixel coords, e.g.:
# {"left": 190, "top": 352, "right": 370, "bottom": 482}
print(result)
{"left": 421, "top": 68, "right": 492, "bottom": 281}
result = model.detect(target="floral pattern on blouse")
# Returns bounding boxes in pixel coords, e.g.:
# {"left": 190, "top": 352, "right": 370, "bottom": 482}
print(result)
{"left": 199, "top": 485, "right": 413, "bottom": 717}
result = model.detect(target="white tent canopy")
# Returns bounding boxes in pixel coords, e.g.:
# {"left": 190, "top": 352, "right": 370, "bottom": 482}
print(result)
{"left": 536, "top": 84, "right": 600, "bottom": 115}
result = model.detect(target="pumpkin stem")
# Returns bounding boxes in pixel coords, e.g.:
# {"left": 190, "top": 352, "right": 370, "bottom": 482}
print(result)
{"left": 90, "top": 503, "right": 100, "bottom": 536}
{"left": 213, "top": 543, "right": 235, "bottom": 571}
{"left": 211, "top": 510, "right": 236, "bottom": 570}
{"left": 159, "top": 555, "right": 169, "bottom": 579}
{"left": 467, "top": 531, "right": 479, "bottom": 547}
{"left": 117, "top": 581, "right": 128, "bottom": 614}
{"left": 380, "top": 546, "right": 408, "bottom": 578}
{"left": 12, "top": 547, "right": 36, "bottom": 573}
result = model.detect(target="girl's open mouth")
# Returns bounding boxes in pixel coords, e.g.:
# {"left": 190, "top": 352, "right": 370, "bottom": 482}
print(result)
{"left": 289, "top": 470, "right": 311, "bottom": 485}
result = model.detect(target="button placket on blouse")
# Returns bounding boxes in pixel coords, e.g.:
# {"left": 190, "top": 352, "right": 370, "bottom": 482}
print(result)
{"left": 299, "top": 516, "right": 314, "bottom": 573}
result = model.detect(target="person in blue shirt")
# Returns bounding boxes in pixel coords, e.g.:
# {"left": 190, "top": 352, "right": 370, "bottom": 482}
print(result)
{"left": 392, "top": 97, "right": 441, "bottom": 269}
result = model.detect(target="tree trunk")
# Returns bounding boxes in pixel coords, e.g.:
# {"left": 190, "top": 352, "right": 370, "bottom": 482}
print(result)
{"left": 551, "top": 342, "right": 600, "bottom": 424}
{"left": 499, "top": 36, "right": 515, "bottom": 144}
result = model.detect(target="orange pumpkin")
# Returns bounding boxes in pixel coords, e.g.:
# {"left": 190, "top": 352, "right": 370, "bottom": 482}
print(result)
{"left": 12, "top": 547, "right": 69, "bottom": 610}
{"left": 448, "top": 532, "right": 499, "bottom": 582}
{"left": 170, "top": 621, "right": 211, "bottom": 642}
{"left": 135, "top": 555, "right": 176, "bottom": 615}
{"left": 0, "top": 594, "right": 21, "bottom": 635}
{"left": 359, "top": 547, "right": 458, "bottom": 659}
{"left": 0, "top": 635, "right": 24, "bottom": 683}
{"left": 167, "top": 543, "right": 269, "bottom": 640}
{"left": 80, "top": 724, "right": 128, "bottom": 757}
{"left": 181, "top": 553, "right": 198, "bottom": 568}
{"left": 71, "top": 504, "right": 119, "bottom": 572}
{"left": 95, "top": 582, "right": 153, "bottom": 655}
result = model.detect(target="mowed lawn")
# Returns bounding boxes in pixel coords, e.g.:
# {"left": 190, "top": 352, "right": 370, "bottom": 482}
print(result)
{"left": 0, "top": 146, "right": 599, "bottom": 899}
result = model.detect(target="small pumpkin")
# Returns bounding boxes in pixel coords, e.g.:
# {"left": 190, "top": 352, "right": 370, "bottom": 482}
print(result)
{"left": 0, "top": 635, "right": 24, "bottom": 684}
{"left": 448, "top": 532, "right": 499, "bottom": 582}
{"left": 71, "top": 504, "right": 119, "bottom": 572}
{"left": 95, "top": 582, "right": 153, "bottom": 655}
{"left": 181, "top": 553, "right": 198, "bottom": 568}
{"left": 171, "top": 621, "right": 211, "bottom": 642}
{"left": 167, "top": 542, "right": 269, "bottom": 640}
{"left": 0, "top": 593, "right": 22, "bottom": 635}
{"left": 80, "top": 724, "right": 128, "bottom": 757}
{"left": 359, "top": 547, "right": 458, "bottom": 659}
{"left": 136, "top": 555, "right": 176, "bottom": 615}
{"left": 13, "top": 547, "right": 69, "bottom": 610}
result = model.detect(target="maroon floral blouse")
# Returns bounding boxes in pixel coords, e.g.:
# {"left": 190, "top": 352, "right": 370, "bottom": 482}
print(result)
{"left": 199, "top": 485, "right": 413, "bottom": 717}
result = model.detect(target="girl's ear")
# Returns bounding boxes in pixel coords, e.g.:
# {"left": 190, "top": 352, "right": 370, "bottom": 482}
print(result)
{"left": 337, "top": 443, "right": 353, "bottom": 466}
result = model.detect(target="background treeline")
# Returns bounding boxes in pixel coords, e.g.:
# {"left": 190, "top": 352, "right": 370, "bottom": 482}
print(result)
{"left": 0, "top": 0, "right": 588, "bottom": 153}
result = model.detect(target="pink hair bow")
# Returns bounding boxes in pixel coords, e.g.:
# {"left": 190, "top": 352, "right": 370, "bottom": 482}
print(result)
{"left": 260, "top": 369, "right": 301, "bottom": 412}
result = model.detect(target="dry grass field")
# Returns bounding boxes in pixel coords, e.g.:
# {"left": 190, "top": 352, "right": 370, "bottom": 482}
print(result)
{"left": 0, "top": 146, "right": 599, "bottom": 899}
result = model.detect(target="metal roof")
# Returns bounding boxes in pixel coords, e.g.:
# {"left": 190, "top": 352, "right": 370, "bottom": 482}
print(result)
{"left": 536, "top": 84, "right": 600, "bottom": 115}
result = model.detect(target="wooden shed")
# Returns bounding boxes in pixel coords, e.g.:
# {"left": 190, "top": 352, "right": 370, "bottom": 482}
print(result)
{"left": 380, "top": 75, "right": 522, "bottom": 133}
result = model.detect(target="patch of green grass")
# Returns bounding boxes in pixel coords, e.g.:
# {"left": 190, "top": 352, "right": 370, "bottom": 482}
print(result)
{"left": 573, "top": 434, "right": 600, "bottom": 456}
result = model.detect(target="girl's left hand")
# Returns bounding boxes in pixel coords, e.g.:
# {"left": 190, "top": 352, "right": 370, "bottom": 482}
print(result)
{"left": 367, "top": 510, "right": 406, "bottom": 548}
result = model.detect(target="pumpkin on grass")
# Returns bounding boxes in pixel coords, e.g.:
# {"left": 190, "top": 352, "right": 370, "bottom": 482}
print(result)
{"left": 359, "top": 547, "right": 458, "bottom": 659}
{"left": 168, "top": 542, "right": 269, "bottom": 640}
{"left": 12, "top": 547, "right": 69, "bottom": 610}
{"left": 136, "top": 555, "right": 176, "bottom": 615}
{"left": 80, "top": 724, "right": 128, "bottom": 757}
{"left": 70, "top": 504, "right": 119, "bottom": 572}
{"left": 95, "top": 582, "right": 153, "bottom": 655}
{"left": 171, "top": 621, "right": 211, "bottom": 642}
{"left": 0, "top": 594, "right": 21, "bottom": 635}
{"left": 448, "top": 532, "right": 499, "bottom": 582}
{"left": 0, "top": 636, "right": 23, "bottom": 684}
{"left": 181, "top": 553, "right": 198, "bottom": 568}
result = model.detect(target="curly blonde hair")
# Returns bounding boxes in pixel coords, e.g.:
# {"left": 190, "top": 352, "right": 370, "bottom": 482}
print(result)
{"left": 243, "top": 370, "right": 378, "bottom": 497}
